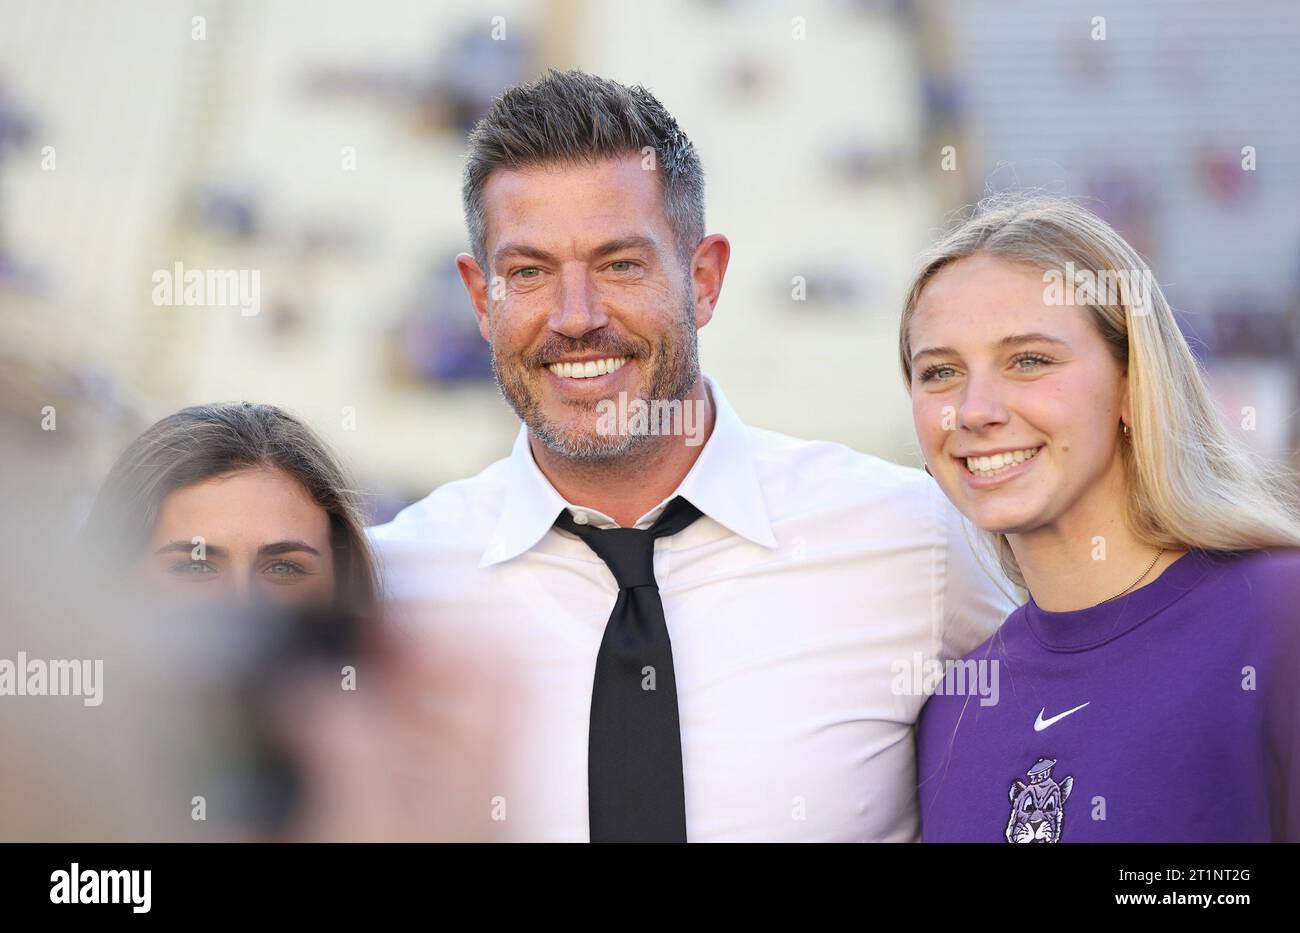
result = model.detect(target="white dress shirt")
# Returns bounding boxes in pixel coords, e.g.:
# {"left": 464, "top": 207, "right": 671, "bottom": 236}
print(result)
{"left": 368, "top": 375, "right": 1015, "bottom": 841}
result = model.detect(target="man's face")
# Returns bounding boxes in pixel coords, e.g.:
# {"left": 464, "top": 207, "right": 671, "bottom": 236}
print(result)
{"left": 465, "top": 154, "right": 701, "bottom": 460}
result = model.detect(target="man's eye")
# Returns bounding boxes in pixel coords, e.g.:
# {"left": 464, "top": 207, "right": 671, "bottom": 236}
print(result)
{"left": 608, "top": 260, "right": 636, "bottom": 272}
{"left": 514, "top": 267, "right": 541, "bottom": 280}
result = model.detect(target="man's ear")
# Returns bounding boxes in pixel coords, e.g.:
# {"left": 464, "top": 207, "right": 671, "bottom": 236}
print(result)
{"left": 689, "top": 234, "right": 730, "bottom": 330}
{"left": 456, "top": 252, "right": 492, "bottom": 342}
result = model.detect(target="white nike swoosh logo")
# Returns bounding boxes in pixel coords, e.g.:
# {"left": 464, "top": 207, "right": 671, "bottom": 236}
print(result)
{"left": 1034, "top": 702, "right": 1090, "bottom": 732}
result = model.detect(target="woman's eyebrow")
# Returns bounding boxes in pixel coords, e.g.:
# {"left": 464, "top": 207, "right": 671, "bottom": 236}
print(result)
{"left": 995, "top": 332, "right": 1070, "bottom": 350}
{"left": 257, "top": 541, "right": 322, "bottom": 558}
{"left": 911, "top": 345, "right": 957, "bottom": 365}
{"left": 912, "top": 332, "right": 1069, "bottom": 365}
{"left": 153, "top": 540, "right": 228, "bottom": 557}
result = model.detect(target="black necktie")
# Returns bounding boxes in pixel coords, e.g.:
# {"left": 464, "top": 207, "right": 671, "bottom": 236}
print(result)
{"left": 554, "top": 496, "right": 704, "bottom": 843}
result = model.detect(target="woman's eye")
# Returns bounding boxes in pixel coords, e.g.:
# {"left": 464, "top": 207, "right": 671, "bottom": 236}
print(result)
{"left": 264, "top": 560, "right": 306, "bottom": 578}
{"left": 1013, "top": 353, "right": 1053, "bottom": 371}
{"left": 171, "top": 560, "right": 216, "bottom": 576}
{"left": 919, "top": 365, "right": 957, "bottom": 383}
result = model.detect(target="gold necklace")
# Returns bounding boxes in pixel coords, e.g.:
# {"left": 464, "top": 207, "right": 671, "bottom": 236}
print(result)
{"left": 1099, "top": 548, "right": 1165, "bottom": 603}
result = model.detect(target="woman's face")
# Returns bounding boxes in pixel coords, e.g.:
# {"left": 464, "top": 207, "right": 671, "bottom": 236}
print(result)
{"left": 908, "top": 253, "right": 1130, "bottom": 539}
{"left": 142, "top": 467, "right": 336, "bottom": 609}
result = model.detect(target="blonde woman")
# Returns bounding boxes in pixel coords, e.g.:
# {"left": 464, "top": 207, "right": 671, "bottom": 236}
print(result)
{"left": 903, "top": 194, "right": 1300, "bottom": 842}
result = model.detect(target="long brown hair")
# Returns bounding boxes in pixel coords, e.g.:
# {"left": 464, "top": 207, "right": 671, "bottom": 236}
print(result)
{"left": 84, "top": 402, "right": 379, "bottom": 615}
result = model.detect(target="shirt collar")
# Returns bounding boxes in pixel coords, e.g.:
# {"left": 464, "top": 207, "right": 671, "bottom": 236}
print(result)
{"left": 479, "top": 374, "right": 777, "bottom": 568}
{"left": 671, "top": 375, "right": 778, "bottom": 549}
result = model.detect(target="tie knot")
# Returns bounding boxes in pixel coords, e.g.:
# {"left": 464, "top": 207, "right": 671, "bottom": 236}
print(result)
{"left": 575, "top": 526, "right": 657, "bottom": 588}
{"left": 554, "top": 496, "right": 703, "bottom": 590}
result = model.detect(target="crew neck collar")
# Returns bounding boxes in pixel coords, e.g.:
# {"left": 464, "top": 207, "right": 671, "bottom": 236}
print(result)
{"left": 1024, "top": 549, "right": 1221, "bottom": 651}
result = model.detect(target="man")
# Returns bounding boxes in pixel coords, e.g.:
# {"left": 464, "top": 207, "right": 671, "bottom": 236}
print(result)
{"left": 369, "top": 69, "right": 1014, "bottom": 842}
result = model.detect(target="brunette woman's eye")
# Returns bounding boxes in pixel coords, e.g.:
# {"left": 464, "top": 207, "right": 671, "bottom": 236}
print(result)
{"left": 263, "top": 560, "right": 307, "bottom": 580}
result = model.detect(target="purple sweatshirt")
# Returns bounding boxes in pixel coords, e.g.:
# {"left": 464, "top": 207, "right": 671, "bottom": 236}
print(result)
{"left": 917, "top": 548, "right": 1300, "bottom": 842}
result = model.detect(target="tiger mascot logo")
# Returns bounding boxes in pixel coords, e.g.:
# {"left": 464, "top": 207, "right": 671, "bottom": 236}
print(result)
{"left": 1006, "top": 757, "right": 1073, "bottom": 843}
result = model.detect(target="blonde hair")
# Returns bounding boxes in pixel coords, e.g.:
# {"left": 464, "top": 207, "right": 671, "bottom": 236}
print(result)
{"left": 899, "top": 193, "right": 1300, "bottom": 589}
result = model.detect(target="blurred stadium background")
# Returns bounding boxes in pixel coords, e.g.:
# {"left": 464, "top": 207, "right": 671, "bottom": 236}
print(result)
{"left": 2, "top": 0, "right": 1297, "bottom": 524}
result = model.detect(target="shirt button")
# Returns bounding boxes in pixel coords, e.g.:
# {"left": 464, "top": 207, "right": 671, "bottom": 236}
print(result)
{"left": 572, "top": 511, "right": 589, "bottom": 525}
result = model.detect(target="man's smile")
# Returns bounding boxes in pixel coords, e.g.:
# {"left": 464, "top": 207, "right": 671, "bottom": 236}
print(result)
{"left": 539, "top": 354, "right": 637, "bottom": 399}
{"left": 544, "top": 356, "right": 631, "bottom": 379}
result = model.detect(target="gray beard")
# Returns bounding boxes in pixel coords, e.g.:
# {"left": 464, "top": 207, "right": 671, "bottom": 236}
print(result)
{"left": 491, "top": 308, "right": 699, "bottom": 464}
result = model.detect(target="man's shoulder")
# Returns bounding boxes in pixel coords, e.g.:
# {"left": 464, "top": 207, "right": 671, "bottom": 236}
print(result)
{"left": 367, "top": 454, "right": 512, "bottom": 547}
{"left": 744, "top": 423, "right": 934, "bottom": 504}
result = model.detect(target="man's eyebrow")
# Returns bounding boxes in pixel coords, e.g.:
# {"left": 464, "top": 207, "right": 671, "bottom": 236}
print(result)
{"left": 589, "top": 235, "right": 657, "bottom": 260}
{"left": 493, "top": 242, "right": 559, "bottom": 266}
{"left": 492, "top": 235, "right": 658, "bottom": 267}
{"left": 911, "top": 332, "right": 1070, "bottom": 364}
{"left": 153, "top": 540, "right": 229, "bottom": 558}
{"left": 257, "top": 541, "right": 322, "bottom": 558}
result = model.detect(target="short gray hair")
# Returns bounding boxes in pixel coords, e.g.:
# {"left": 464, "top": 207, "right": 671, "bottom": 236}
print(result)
{"left": 462, "top": 69, "right": 705, "bottom": 274}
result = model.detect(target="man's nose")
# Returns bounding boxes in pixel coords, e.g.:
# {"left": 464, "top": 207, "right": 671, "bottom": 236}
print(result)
{"left": 547, "top": 265, "right": 608, "bottom": 339}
